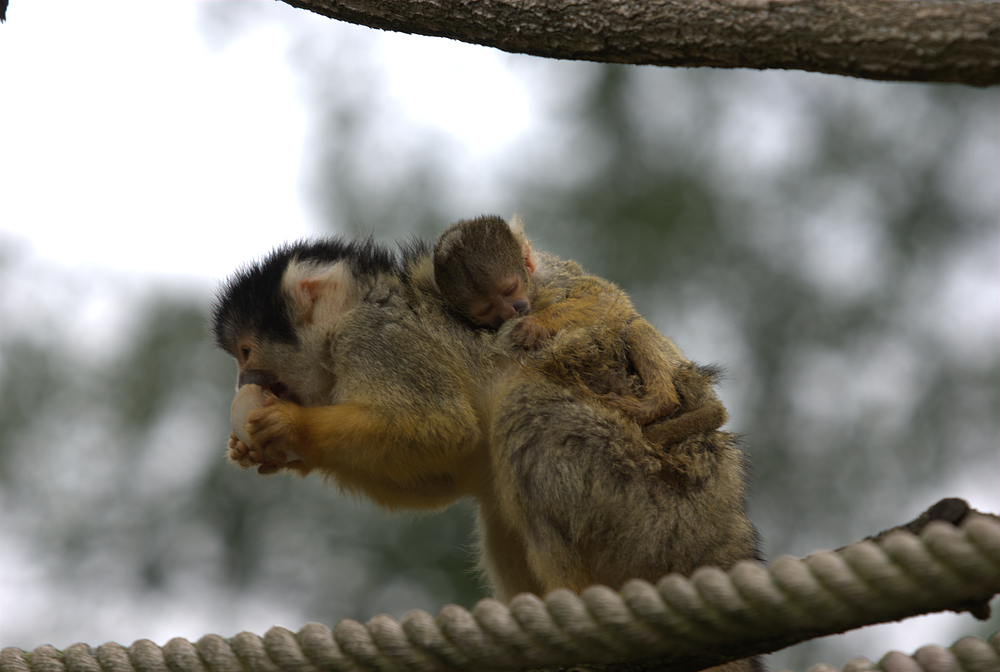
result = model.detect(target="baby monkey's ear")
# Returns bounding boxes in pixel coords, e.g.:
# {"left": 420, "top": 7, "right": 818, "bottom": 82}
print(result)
{"left": 508, "top": 214, "right": 537, "bottom": 278}
{"left": 523, "top": 239, "right": 536, "bottom": 277}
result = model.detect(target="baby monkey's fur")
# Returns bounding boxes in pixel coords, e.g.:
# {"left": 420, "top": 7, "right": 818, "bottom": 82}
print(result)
{"left": 434, "top": 215, "right": 728, "bottom": 440}
{"left": 213, "top": 226, "right": 762, "bottom": 672}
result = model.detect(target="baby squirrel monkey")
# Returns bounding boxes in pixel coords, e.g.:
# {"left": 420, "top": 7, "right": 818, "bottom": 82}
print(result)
{"left": 214, "top": 232, "right": 761, "bottom": 672}
{"left": 434, "top": 215, "right": 726, "bottom": 440}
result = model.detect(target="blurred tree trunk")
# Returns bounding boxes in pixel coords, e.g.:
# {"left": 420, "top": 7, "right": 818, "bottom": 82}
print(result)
{"left": 281, "top": 0, "right": 999, "bottom": 86}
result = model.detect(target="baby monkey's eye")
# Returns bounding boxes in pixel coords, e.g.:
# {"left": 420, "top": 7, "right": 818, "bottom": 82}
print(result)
{"left": 502, "top": 281, "right": 518, "bottom": 297}
{"left": 241, "top": 346, "right": 252, "bottom": 360}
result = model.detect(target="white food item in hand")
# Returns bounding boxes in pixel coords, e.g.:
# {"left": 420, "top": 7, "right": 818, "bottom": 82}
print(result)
{"left": 229, "top": 384, "right": 302, "bottom": 463}
{"left": 231, "top": 384, "right": 266, "bottom": 446}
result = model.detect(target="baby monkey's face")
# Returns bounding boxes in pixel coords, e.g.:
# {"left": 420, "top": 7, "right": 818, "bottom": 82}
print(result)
{"left": 468, "top": 273, "right": 531, "bottom": 329}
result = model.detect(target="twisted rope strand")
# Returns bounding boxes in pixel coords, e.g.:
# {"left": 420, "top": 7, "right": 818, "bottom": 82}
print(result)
{"left": 3, "top": 515, "right": 998, "bottom": 672}
{"left": 793, "top": 631, "right": 1000, "bottom": 672}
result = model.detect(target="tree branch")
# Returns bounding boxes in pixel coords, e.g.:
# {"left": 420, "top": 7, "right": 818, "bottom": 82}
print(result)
{"left": 281, "top": 0, "right": 999, "bottom": 86}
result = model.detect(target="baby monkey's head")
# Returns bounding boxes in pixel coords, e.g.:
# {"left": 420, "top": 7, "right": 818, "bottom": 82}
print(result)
{"left": 434, "top": 215, "right": 536, "bottom": 329}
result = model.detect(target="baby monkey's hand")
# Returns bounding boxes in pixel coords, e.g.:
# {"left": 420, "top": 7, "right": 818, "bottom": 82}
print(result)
{"left": 512, "top": 317, "right": 555, "bottom": 350}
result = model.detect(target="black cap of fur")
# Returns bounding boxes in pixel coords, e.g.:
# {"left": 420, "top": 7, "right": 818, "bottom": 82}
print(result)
{"left": 212, "top": 237, "right": 400, "bottom": 352}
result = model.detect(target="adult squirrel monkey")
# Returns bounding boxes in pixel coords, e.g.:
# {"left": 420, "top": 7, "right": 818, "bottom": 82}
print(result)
{"left": 213, "top": 228, "right": 761, "bottom": 672}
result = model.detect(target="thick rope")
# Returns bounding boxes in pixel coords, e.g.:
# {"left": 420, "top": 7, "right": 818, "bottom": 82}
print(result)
{"left": 2, "top": 513, "right": 997, "bottom": 672}
{"left": 795, "top": 632, "right": 1000, "bottom": 672}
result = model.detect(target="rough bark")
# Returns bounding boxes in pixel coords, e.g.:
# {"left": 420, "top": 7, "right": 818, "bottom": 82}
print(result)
{"left": 281, "top": 0, "right": 999, "bottom": 86}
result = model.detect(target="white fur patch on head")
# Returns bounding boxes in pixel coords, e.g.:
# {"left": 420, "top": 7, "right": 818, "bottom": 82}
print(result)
{"left": 282, "top": 259, "right": 355, "bottom": 326}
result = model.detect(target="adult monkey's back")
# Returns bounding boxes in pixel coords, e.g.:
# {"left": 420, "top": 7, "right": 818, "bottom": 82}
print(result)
{"left": 213, "top": 236, "right": 762, "bottom": 671}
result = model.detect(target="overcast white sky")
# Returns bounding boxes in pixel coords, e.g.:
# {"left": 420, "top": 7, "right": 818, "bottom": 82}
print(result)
{"left": 0, "top": 2, "right": 316, "bottom": 287}
{"left": 0, "top": 0, "right": 536, "bottom": 291}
